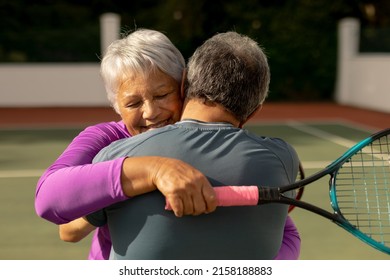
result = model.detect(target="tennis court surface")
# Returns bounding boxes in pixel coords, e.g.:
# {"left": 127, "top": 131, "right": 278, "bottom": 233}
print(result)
{"left": 0, "top": 102, "right": 389, "bottom": 260}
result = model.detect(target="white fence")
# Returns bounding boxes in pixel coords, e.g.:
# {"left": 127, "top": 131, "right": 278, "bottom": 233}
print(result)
{"left": 0, "top": 13, "right": 119, "bottom": 107}
{"left": 0, "top": 16, "right": 389, "bottom": 113}
{"left": 335, "top": 18, "right": 390, "bottom": 113}
{"left": 0, "top": 63, "right": 108, "bottom": 107}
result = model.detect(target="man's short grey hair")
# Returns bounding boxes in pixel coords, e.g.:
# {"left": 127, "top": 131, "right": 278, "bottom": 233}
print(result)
{"left": 101, "top": 29, "right": 185, "bottom": 113}
{"left": 186, "top": 31, "right": 270, "bottom": 122}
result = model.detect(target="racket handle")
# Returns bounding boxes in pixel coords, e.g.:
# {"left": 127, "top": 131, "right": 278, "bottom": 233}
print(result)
{"left": 165, "top": 186, "right": 259, "bottom": 210}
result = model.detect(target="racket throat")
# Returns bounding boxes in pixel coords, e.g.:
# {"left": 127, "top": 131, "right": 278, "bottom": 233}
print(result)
{"left": 258, "top": 187, "right": 282, "bottom": 204}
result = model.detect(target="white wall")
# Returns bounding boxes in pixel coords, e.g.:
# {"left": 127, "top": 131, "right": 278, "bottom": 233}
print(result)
{"left": 335, "top": 18, "right": 390, "bottom": 113}
{"left": 0, "top": 13, "right": 120, "bottom": 107}
{"left": 1, "top": 16, "right": 389, "bottom": 113}
{"left": 0, "top": 63, "right": 108, "bottom": 107}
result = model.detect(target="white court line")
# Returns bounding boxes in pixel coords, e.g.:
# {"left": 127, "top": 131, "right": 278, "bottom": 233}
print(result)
{"left": 286, "top": 121, "right": 355, "bottom": 171}
{"left": 301, "top": 161, "right": 331, "bottom": 169}
{"left": 0, "top": 123, "right": 372, "bottom": 179}
{"left": 0, "top": 169, "right": 44, "bottom": 178}
{"left": 288, "top": 121, "right": 388, "bottom": 162}
{"left": 286, "top": 121, "right": 359, "bottom": 149}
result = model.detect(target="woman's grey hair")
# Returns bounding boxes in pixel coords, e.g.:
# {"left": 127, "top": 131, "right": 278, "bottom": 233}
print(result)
{"left": 101, "top": 29, "right": 185, "bottom": 113}
{"left": 186, "top": 31, "right": 270, "bottom": 122}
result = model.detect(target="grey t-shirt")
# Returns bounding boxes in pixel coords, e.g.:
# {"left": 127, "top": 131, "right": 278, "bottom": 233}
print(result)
{"left": 87, "top": 120, "right": 299, "bottom": 259}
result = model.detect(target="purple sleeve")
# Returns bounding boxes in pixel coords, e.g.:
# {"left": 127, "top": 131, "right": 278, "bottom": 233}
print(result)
{"left": 35, "top": 121, "right": 130, "bottom": 224}
{"left": 274, "top": 216, "right": 301, "bottom": 260}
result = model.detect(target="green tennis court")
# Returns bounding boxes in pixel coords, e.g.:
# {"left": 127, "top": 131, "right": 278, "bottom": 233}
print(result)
{"left": 0, "top": 121, "right": 389, "bottom": 260}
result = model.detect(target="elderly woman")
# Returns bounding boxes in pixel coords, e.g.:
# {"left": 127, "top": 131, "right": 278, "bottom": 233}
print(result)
{"left": 35, "top": 29, "right": 300, "bottom": 260}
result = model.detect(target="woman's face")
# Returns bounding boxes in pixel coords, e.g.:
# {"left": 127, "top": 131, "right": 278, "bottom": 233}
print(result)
{"left": 117, "top": 69, "right": 182, "bottom": 136}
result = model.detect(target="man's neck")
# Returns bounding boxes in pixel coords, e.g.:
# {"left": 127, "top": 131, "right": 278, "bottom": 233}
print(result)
{"left": 180, "top": 99, "right": 240, "bottom": 127}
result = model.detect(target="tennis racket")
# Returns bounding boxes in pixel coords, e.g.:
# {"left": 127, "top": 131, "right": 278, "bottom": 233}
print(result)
{"left": 288, "top": 161, "right": 305, "bottom": 213}
{"left": 254, "top": 128, "right": 390, "bottom": 254}
{"left": 166, "top": 128, "right": 390, "bottom": 254}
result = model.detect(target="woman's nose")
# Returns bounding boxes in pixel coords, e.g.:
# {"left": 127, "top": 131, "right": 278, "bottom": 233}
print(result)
{"left": 142, "top": 101, "right": 160, "bottom": 120}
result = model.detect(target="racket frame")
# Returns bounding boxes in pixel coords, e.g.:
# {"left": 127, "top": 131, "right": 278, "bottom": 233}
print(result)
{"left": 257, "top": 128, "right": 390, "bottom": 254}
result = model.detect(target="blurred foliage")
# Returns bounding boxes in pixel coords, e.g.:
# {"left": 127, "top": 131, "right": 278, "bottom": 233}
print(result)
{"left": 1, "top": 0, "right": 390, "bottom": 101}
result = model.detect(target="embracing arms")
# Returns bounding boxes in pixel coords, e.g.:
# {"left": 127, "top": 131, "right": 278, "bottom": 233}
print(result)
{"left": 35, "top": 122, "right": 216, "bottom": 224}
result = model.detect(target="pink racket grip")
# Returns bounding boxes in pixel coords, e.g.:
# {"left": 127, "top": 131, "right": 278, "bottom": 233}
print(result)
{"left": 165, "top": 186, "right": 259, "bottom": 210}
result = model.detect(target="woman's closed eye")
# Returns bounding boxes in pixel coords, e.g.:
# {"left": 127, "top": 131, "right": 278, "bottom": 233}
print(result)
{"left": 126, "top": 100, "right": 142, "bottom": 108}
{"left": 154, "top": 92, "right": 171, "bottom": 100}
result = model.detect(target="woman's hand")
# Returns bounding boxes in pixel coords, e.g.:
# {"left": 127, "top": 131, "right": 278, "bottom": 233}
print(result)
{"left": 152, "top": 157, "right": 217, "bottom": 217}
{"left": 120, "top": 157, "right": 217, "bottom": 217}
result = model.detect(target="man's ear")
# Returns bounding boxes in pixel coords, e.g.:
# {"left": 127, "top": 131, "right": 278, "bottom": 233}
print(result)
{"left": 180, "top": 68, "right": 187, "bottom": 100}
{"left": 238, "top": 105, "right": 262, "bottom": 128}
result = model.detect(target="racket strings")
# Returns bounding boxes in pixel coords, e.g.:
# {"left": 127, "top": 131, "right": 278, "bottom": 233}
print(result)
{"left": 335, "top": 134, "right": 390, "bottom": 245}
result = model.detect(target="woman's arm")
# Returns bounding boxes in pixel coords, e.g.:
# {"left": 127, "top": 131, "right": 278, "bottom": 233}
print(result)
{"left": 35, "top": 121, "right": 217, "bottom": 224}
{"left": 59, "top": 217, "right": 96, "bottom": 242}
{"left": 35, "top": 122, "right": 130, "bottom": 224}
{"left": 274, "top": 216, "right": 301, "bottom": 260}
{"left": 122, "top": 156, "right": 217, "bottom": 217}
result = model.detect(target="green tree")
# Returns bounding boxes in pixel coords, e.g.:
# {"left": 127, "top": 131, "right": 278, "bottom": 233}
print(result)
{"left": 1, "top": 0, "right": 390, "bottom": 101}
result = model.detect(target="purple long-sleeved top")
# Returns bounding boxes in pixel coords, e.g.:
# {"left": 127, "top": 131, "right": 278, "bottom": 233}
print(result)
{"left": 35, "top": 120, "right": 300, "bottom": 260}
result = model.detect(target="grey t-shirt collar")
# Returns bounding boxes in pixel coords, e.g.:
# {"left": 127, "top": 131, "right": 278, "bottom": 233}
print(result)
{"left": 177, "top": 119, "right": 235, "bottom": 129}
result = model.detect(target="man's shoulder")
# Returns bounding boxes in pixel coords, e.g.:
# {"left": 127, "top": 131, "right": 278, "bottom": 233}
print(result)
{"left": 242, "top": 130, "right": 298, "bottom": 161}
{"left": 242, "top": 129, "right": 292, "bottom": 148}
